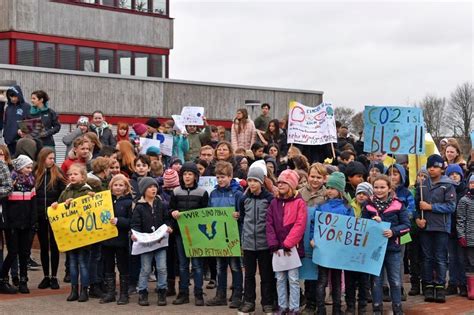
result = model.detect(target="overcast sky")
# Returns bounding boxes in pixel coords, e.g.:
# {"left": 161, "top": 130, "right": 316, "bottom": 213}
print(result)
{"left": 169, "top": 0, "right": 473, "bottom": 112}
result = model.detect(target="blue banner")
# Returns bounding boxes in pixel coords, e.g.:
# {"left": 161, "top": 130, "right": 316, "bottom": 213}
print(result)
{"left": 312, "top": 211, "right": 390, "bottom": 276}
{"left": 470, "top": 130, "right": 474, "bottom": 148}
{"left": 363, "top": 106, "right": 425, "bottom": 154}
{"left": 299, "top": 207, "right": 318, "bottom": 280}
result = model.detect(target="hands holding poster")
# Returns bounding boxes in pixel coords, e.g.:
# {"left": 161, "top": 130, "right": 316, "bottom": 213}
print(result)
{"left": 47, "top": 191, "right": 118, "bottom": 252}
{"left": 131, "top": 224, "right": 169, "bottom": 255}
{"left": 312, "top": 211, "right": 390, "bottom": 276}
{"left": 176, "top": 207, "right": 241, "bottom": 257}
{"left": 287, "top": 102, "right": 337, "bottom": 145}
{"left": 363, "top": 106, "right": 425, "bottom": 154}
{"left": 139, "top": 134, "right": 173, "bottom": 156}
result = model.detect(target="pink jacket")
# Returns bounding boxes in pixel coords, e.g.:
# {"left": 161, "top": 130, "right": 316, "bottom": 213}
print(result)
{"left": 231, "top": 120, "right": 256, "bottom": 150}
{"left": 266, "top": 192, "right": 307, "bottom": 257}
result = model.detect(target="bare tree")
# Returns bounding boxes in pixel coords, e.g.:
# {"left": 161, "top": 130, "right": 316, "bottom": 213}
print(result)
{"left": 419, "top": 95, "right": 445, "bottom": 139}
{"left": 334, "top": 107, "right": 355, "bottom": 130}
{"left": 447, "top": 82, "right": 473, "bottom": 138}
{"left": 351, "top": 111, "right": 364, "bottom": 134}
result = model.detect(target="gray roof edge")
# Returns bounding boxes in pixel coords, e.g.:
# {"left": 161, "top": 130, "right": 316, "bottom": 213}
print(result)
{"left": 0, "top": 64, "right": 324, "bottom": 95}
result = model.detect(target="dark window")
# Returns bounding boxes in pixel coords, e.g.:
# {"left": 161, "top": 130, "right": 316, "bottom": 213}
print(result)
{"left": 58, "top": 44, "right": 76, "bottom": 70}
{"left": 16, "top": 40, "right": 35, "bottom": 66}
{"left": 0, "top": 40, "right": 9, "bottom": 64}
{"left": 98, "top": 49, "right": 114, "bottom": 73}
{"left": 149, "top": 54, "right": 164, "bottom": 78}
{"left": 38, "top": 42, "right": 56, "bottom": 68}
{"left": 134, "top": 53, "right": 149, "bottom": 77}
{"left": 79, "top": 47, "right": 95, "bottom": 72}
{"left": 117, "top": 50, "right": 132, "bottom": 75}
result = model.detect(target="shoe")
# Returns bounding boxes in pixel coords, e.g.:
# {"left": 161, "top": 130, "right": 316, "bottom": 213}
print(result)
{"left": 27, "top": 258, "right": 40, "bottom": 271}
{"left": 392, "top": 303, "right": 404, "bottom": 315}
{"left": 446, "top": 284, "right": 458, "bottom": 295}
{"left": 206, "top": 290, "right": 227, "bottom": 306}
{"left": 138, "top": 290, "right": 149, "bottom": 306}
{"left": 148, "top": 274, "right": 157, "bottom": 282}
{"left": 459, "top": 285, "right": 468, "bottom": 297}
{"left": 172, "top": 292, "right": 189, "bottom": 305}
{"left": 78, "top": 286, "right": 89, "bottom": 302}
{"left": 100, "top": 273, "right": 116, "bottom": 304}
{"left": 63, "top": 273, "right": 71, "bottom": 283}
{"left": 401, "top": 287, "right": 407, "bottom": 301}
{"left": 239, "top": 302, "right": 256, "bottom": 313}
{"left": 89, "top": 283, "right": 104, "bottom": 298}
{"left": 424, "top": 284, "right": 435, "bottom": 302}
{"left": 382, "top": 286, "right": 391, "bottom": 302}
{"left": 263, "top": 304, "right": 275, "bottom": 313}
{"left": 434, "top": 286, "right": 446, "bottom": 303}
{"left": 128, "top": 285, "right": 137, "bottom": 295}
{"left": 12, "top": 276, "right": 19, "bottom": 287}
{"left": 50, "top": 277, "right": 60, "bottom": 290}
{"left": 205, "top": 279, "right": 216, "bottom": 289}
{"left": 0, "top": 279, "right": 18, "bottom": 294}
{"left": 195, "top": 293, "right": 204, "bottom": 306}
{"left": 18, "top": 278, "right": 30, "bottom": 294}
{"left": 166, "top": 279, "right": 176, "bottom": 296}
{"left": 277, "top": 308, "right": 289, "bottom": 315}
{"left": 372, "top": 304, "right": 383, "bottom": 315}
{"left": 157, "top": 288, "right": 167, "bottom": 306}
{"left": 38, "top": 276, "right": 51, "bottom": 289}
{"left": 357, "top": 304, "right": 368, "bottom": 315}
{"left": 67, "top": 285, "right": 79, "bottom": 301}
{"left": 117, "top": 275, "right": 129, "bottom": 305}
{"left": 229, "top": 292, "right": 242, "bottom": 309}
{"left": 302, "top": 302, "right": 316, "bottom": 315}
{"left": 408, "top": 282, "right": 420, "bottom": 296}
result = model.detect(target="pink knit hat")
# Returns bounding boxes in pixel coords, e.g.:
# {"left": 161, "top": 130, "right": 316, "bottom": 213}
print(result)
{"left": 277, "top": 169, "right": 300, "bottom": 191}
{"left": 132, "top": 123, "right": 148, "bottom": 136}
{"left": 163, "top": 169, "right": 180, "bottom": 189}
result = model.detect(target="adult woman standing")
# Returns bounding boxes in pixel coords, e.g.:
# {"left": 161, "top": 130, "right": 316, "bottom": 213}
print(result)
{"left": 28, "top": 90, "right": 61, "bottom": 149}
{"left": 35, "top": 148, "right": 67, "bottom": 290}
{"left": 231, "top": 108, "right": 256, "bottom": 151}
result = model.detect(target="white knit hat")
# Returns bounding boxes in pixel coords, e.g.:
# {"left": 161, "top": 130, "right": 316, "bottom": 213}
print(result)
{"left": 12, "top": 154, "right": 33, "bottom": 171}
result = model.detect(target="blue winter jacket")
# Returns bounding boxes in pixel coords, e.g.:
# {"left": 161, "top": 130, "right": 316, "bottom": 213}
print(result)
{"left": 209, "top": 179, "right": 243, "bottom": 208}
{"left": 3, "top": 85, "right": 31, "bottom": 145}
{"left": 386, "top": 164, "right": 415, "bottom": 217}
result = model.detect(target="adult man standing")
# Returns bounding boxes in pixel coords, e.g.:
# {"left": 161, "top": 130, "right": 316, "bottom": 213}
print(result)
{"left": 254, "top": 103, "right": 271, "bottom": 131}
{"left": 3, "top": 85, "right": 31, "bottom": 155}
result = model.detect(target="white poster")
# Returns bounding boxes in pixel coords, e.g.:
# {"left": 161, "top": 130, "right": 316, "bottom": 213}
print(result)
{"left": 172, "top": 115, "right": 187, "bottom": 134}
{"left": 198, "top": 176, "right": 218, "bottom": 195}
{"left": 140, "top": 134, "right": 173, "bottom": 156}
{"left": 287, "top": 102, "right": 337, "bottom": 145}
{"left": 131, "top": 224, "right": 169, "bottom": 256}
{"left": 181, "top": 106, "right": 205, "bottom": 125}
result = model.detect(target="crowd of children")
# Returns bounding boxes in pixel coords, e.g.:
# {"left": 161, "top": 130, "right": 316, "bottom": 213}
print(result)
{"left": 0, "top": 89, "right": 473, "bottom": 314}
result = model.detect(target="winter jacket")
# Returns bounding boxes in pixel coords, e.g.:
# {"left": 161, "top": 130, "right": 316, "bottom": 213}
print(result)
{"left": 209, "top": 179, "right": 243, "bottom": 208}
{"left": 185, "top": 126, "right": 211, "bottom": 162}
{"left": 254, "top": 115, "right": 271, "bottom": 131}
{"left": 231, "top": 119, "right": 256, "bottom": 150}
{"left": 35, "top": 167, "right": 66, "bottom": 220}
{"left": 266, "top": 192, "right": 307, "bottom": 257}
{"left": 237, "top": 188, "right": 274, "bottom": 251}
{"left": 3, "top": 85, "right": 31, "bottom": 145}
{"left": 309, "top": 198, "right": 354, "bottom": 242}
{"left": 387, "top": 164, "right": 415, "bottom": 217}
{"left": 61, "top": 157, "right": 87, "bottom": 175}
{"left": 129, "top": 172, "right": 155, "bottom": 199}
{"left": 86, "top": 172, "right": 109, "bottom": 193}
{"left": 0, "top": 161, "right": 13, "bottom": 229}
{"left": 89, "top": 122, "right": 116, "bottom": 147}
{"left": 415, "top": 176, "right": 456, "bottom": 233}
{"left": 299, "top": 184, "right": 326, "bottom": 207}
{"left": 103, "top": 194, "right": 133, "bottom": 248}
{"left": 62, "top": 128, "right": 84, "bottom": 158}
{"left": 350, "top": 199, "right": 364, "bottom": 218}
{"left": 28, "top": 103, "right": 61, "bottom": 147}
{"left": 364, "top": 197, "right": 411, "bottom": 252}
{"left": 131, "top": 196, "right": 170, "bottom": 236}
{"left": 5, "top": 172, "right": 37, "bottom": 229}
{"left": 456, "top": 191, "right": 474, "bottom": 247}
{"left": 172, "top": 134, "right": 189, "bottom": 162}
{"left": 450, "top": 180, "right": 467, "bottom": 237}
{"left": 57, "top": 183, "right": 93, "bottom": 203}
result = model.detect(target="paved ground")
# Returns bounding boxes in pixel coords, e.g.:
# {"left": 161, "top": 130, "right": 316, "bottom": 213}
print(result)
{"left": 0, "top": 250, "right": 473, "bottom": 314}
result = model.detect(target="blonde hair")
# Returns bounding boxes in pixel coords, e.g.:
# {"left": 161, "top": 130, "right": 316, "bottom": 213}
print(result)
{"left": 309, "top": 162, "right": 328, "bottom": 177}
{"left": 109, "top": 174, "right": 132, "bottom": 195}
{"left": 150, "top": 160, "right": 164, "bottom": 177}
{"left": 68, "top": 163, "right": 87, "bottom": 183}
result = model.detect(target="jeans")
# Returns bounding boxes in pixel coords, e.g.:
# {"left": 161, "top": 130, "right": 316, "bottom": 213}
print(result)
{"left": 372, "top": 251, "right": 402, "bottom": 307}
{"left": 138, "top": 248, "right": 167, "bottom": 292}
{"left": 0, "top": 228, "right": 31, "bottom": 279}
{"left": 216, "top": 256, "right": 243, "bottom": 296}
{"left": 420, "top": 231, "right": 449, "bottom": 285}
{"left": 175, "top": 234, "right": 204, "bottom": 295}
{"left": 88, "top": 243, "right": 102, "bottom": 285}
{"left": 448, "top": 237, "right": 466, "bottom": 286}
{"left": 316, "top": 267, "right": 342, "bottom": 311}
{"left": 243, "top": 250, "right": 276, "bottom": 306}
{"left": 276, "top": 268, "right": 300, "bottom": 311}
{"left": 69, "top": 247, "right": 91, "bottom": 286}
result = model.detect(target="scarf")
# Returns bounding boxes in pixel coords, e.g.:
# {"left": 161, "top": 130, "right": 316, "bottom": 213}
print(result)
{"left": 372, "top": 195, "right": 393, "bottom": 214}
{"left": 11, "top": 170, "right": 35, "bottom": 192}
{"left": 30, "top": 102, "right": 49, "bottom": 115}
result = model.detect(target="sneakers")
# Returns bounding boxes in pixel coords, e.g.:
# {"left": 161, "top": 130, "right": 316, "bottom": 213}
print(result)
{"left": 27, "top": 258, "right": 40, "bottom": 271}
{"left": 138, "top": 290, "right": 149, "bottom": 306}
{"left": 50, "top": 277, "right": 60, "bottom": 290}
{"left": 392, "top": 303, "right": 404, "bottom": 315}
{"left": 63, "top": 273, "right": 71, "bottom": 283}
{"left": 434, "top": 286, "right": 446, "bottom": 303}
{"left": 18, "top": 278, "right": 30, "bottom": 294}
{"left": 38, "top": 276, "right": 51, "bottom": 289}
{"left": 424, "top": 285, "right": 435, "bottom": 302}
{"left": 172, "top": 292, "right": 190, "bottom": 305}
{"left": 148, "top": 274, "right": 157, "bottom": 282}
{"left": 0, "top": 279, "right": 18, "bottom": 294}
{"left": 205, "top": 279, "right": 216, "bottom": 289}
{"left": 195, "top": 293, "right": 205, "bottom": 306}
{"left": 239, "top": 302, "right": 256, "bottom": 313}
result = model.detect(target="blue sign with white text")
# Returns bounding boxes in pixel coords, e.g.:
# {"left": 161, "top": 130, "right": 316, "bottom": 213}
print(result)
{"left": 312, "top": 211, "right": 390, "bottom": 276}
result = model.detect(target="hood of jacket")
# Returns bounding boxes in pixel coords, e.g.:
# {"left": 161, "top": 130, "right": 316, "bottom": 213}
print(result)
{"left": 214, "top": 178, "right": 242, "bottom": 193}
{"left": 6, "top": 85, "right": 26, "bottom": 105}
{"left": 386, "top": 163, "right": 407, "bottom": 185}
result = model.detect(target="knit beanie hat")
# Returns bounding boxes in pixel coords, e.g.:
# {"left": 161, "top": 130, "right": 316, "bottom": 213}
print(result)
{"left": 163, "top": 169, "right": 180, "bottom": 189}
{"left": 170, "top": 156, "right": 183, "bottom": 167}
{"left": 369, "top": 161, "right": 385, "bottom": 174}
{"left": 326, "top": 171, "right": 346, "bottom": 194}
{"left": 248, "top": 159, "right": 267, "bottom": 177}
{"left": 12, "top": 154, "right": 33, "bottom": 171}
{"left": 427, "top": 154, "right": 444, "bottom": 168}
{"left": 247, "top": 166, "right": 265, "bottom": 185}
{"left": 180, "top": 162, "right": 200, "bottom": 178}
{"left": 345, "top": 161, "right": 367, "bottom": 178}
{"left": 277, "top": 169, "right": 300, "bottom": 191}
{"left": 77, "top": 116, "right": 89, "bottom": 126}
{"left": 356, "top": 182, "right": 374, "bottom": 197}
{"left": 132, "top": 123, "right": 148, "bottom": 136}
{"left": 146, "top": 118, "right": 161, "bottom": 129}
{"left": 138, "top": 177, "right": 158, "bottom": 196}
{"left": 146, "top": 146, "right": 161, "bottom": 156}
{"left": 446, "top": 164, "right": 464, "bottom": 181}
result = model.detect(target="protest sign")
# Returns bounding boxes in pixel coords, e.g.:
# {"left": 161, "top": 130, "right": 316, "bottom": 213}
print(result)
{"left": 47, "top": 190, "right": 117, "bottom": 252}
{"left": 363, "top": 106, "right": 425, "bottom": 154}
{"left": 408, "top": 133, "right": 439, "bottom": 186}
{"left": 177, "top": 207, "right": 241, "bottom": 257}
{"left": 139, "top": 134, "right": 173, "bottom": 156}
{"left": 181, "top": 106, "right": 205, "bottom": 125}
{"left": 299, "top": 206, "right": 318, "bottom": 280}
{"left": 18, "top": 118, "right": 45, "bottom": 139}
{"left": 171, "top": 115, "right": 187, "bottom": 134}
{"left": 470, "top": 130, "right": 474, "bottom": 147}
{"left": 287, "top": 102, "right": 337, "bottom": 145}
{"left": 312, "top": 211, "right": 390, "bottom": 276}
{"left": 198, "top": 176, "right": 218, "bottom": 195}
{"left": 131, "top": 224, "right": 169, "bottom": 255}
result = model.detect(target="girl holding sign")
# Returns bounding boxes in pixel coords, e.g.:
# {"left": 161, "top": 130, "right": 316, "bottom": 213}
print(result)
{"left": 363, "top": 175, "right": 410, "bottom": 315}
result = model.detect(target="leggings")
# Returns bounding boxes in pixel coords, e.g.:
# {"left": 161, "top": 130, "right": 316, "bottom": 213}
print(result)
{"left": 37, "top": 214, "right": 59, "bottom": 277}
{"left": 103, "top": 246, "right": 129, "bottom": 275}
{"left": 1, "top": 228, "right": 31, "bottom": 279}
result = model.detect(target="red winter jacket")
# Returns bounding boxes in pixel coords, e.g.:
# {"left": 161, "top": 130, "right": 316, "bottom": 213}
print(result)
{"left": 266, "top": 192, "right": 307, "bottom": 257}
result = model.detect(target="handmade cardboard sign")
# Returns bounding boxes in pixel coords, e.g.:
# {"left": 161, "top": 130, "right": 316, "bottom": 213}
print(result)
{"left": 299, "top": 206, "right": 318, "bottom": 280}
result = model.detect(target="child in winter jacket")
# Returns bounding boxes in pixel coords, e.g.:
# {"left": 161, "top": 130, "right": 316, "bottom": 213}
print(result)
{"left": 206, "top": 161, "right": 243, "bottom": 308}
{"left": 267, "top": 169, "right": 307, "bottom": 314}
{"left": 131, "top": 176, "right": 172, "bottom": 307}
{"left": 364, "top": 174, "right": 410, "bottom": 315}
{"left": 0, "top": 155, "right": 36, "bottom": 294}
{"left": 51, "top": 163, "right": 93, "bottom": 302}
{"left": 61, "top": 137, "right": 91, "bottom": 175}
{"left": 310, "top": 171, "right": 354, "bottom": 315}
{"left": 100, "top": 174, "right": 133, "bottom": 305}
